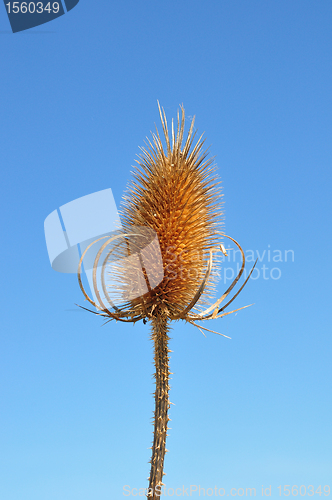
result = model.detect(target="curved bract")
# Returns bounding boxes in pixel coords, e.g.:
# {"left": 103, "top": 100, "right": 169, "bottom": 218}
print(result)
{"left": 77, "top": 232, "right": 146, "bottom": 323}
{"left": 77, "top": 232, "right": 257, "bottom": 335}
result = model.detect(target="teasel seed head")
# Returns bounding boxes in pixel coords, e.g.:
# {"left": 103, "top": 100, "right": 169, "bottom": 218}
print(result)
{"left": 115, "top": 103, "right": 223, "bottom": 319}
{"left": 77, "top": 104, "right": 256, "bottom": 329}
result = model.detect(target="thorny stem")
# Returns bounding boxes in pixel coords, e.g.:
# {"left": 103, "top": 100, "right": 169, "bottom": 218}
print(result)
{"left": 147, "top": 313, "right": 171, "bottom": 499}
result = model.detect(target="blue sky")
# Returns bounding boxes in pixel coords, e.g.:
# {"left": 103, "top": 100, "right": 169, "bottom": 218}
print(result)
{"left": 0, "top": 1, "right": 331, "bottom": 499}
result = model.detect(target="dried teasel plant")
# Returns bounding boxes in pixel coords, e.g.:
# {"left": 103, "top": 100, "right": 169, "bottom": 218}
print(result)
{"left": 77, "top": 104, "right": 257, "bottom": 499}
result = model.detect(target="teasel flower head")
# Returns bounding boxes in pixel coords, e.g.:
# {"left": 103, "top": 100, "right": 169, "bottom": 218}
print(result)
{"left": 115, "top": 104, "right": 222, "bottom": 319}
{"left": 77, "top": 104, "right": 257, "bottom": 499}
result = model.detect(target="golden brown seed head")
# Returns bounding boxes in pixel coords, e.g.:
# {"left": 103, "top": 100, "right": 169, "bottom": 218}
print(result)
{"left": 110, "top": 105, "right": 223, "bottom": 319}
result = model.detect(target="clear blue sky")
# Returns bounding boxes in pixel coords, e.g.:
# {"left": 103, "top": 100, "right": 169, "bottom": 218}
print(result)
{"left": 0, "top": 1, "right": 331, "bottom": 499}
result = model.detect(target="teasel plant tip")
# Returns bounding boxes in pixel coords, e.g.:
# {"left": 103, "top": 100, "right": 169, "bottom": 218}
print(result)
{"left": 77, "top": 103, "right": 257, "bottom": 499}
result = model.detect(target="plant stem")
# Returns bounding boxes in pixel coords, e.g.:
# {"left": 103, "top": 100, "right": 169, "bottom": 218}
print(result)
{"left": 147, "top": 313, "right": 171, "bottom": 499}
